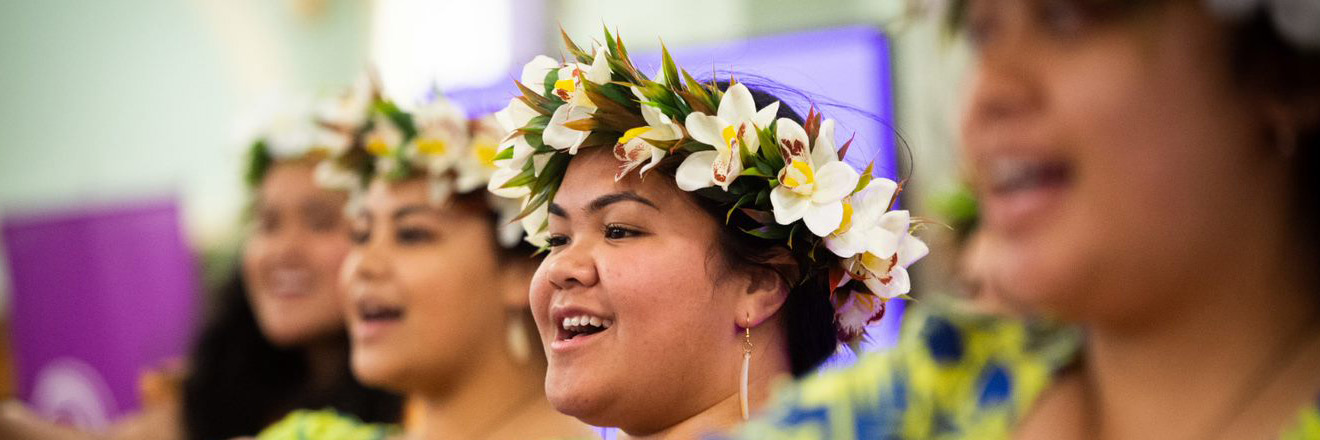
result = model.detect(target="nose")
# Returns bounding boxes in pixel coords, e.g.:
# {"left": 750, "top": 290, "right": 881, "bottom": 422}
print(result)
{"left": 962, "top": 47, "right": 1041, "bottom": 134}
{"left": 344, "top": 232, "right": 390, "bottom": 287}
{"left": 543, "top": 240, "right": 599, "bottom": 290}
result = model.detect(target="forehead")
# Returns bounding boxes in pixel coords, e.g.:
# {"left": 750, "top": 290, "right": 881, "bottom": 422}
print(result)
{"left": 259, "top": 161, "right": 338, "bottom": 206}
{"left": 555, "top": 149, "right": 687, "bottom": 211}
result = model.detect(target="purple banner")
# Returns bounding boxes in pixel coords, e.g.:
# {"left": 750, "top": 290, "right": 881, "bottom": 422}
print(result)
{"left": 3, "top": 198, "right": 199, "bottom": 427}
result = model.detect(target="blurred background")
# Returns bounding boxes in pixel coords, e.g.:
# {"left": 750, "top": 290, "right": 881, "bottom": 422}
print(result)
{"left": 0, "top": 0, "right": 970, "bottom": 427}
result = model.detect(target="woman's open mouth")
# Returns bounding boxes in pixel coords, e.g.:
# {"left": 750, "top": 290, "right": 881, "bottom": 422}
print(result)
{"left": 981, "top": 157, "right": 1075, "bottom": 234}
{"left": 550, "top": 313, "right": 614, "bottom": 352}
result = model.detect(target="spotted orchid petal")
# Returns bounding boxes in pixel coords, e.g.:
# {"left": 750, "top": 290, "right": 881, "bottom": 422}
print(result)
{"left": 676, "top": 150, "right": 719, "bottom": 191}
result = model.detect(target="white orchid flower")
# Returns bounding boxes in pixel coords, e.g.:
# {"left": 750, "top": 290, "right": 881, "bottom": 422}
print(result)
{"left": 455, "top": 117, "right": 504, "bottom": 193}
{"left": 407, "top": 99, "right": 470, "bottom": 177}
{"left": 493, "top": 98, "right": 551, "bottom": 177}
{"left": 825, "top": 177, "right": 900, "bottom": 258}
{"left": 318, "top": 74, "right": 374, "bottom": 129}
{"left": 833, "top": 290, "right": 890, "bottom": 343}
{"left": 675, "top": 83, "right": 781, "bottom": 191}
{"left": 612, "top": 88, "right": 681, "bottom": 180}
{"left": 519, "top": 55, "right": 562, "bottom": 94}
{"left": 542, "top": 47, "right": 612, "bottom": 154}
{"left": 768, "top": 118, "right": 860, "bottom": 237}
{"left": 844, "top": 210, "right": 929, "bottom": 300}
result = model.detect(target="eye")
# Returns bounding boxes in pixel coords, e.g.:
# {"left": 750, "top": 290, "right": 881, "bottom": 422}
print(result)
{"left": 349, "top": 227, "right": 370, "bottom": 244}
{"left": 395, "top": 226, "right": 437, "bottom": 244}
{"left": 603, "top": 224, "right": 642, "bottom": 240}
{"left": 546, "top": 234, "right": 570, "bottom": 248}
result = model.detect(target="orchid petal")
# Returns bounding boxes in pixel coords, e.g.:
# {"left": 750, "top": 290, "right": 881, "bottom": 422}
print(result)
{"left": 753, "top": 101, "right": 780, "bottom": 129}
{"left": 775, "top": 118, "right": 811, "bottom": 163}
{"left": 543, "top": 105, "right": 594, "bottom": 153}
{"left": 811, "top": 162, "right": 861, "bottom": 204}
{"left": 711, "top": 146, "right": 742, "bottom": 190}
{"left": 583, "top": 47, "right": 612, "bottom": 84}
{"left": 638, "top": 146, "right": 668, "bottom": 177}
{"left": 676, "top": 150, "right": 718, "bottom": 191}
{"left": 684, "top": 112, "right": 728, "bottom": 151}
{"left": 770, "top": 186, "right": 811, "bottom": 225}
{"left": 897, "top": 235, "right": 930, "bottom": 268}
{"left": 812, "top": 119, "right": 840, "bottom": 165}
{"left": 803, "top": 201, "right": 845, "bottom": 237}
{"left": 487, "top": 167, "right": 531, "bottom": 198}
{"left": 718, "top": 83, "right": 758, "bottom": 124}
{"left": 520, "top": 55, "right": 561, "bottom": 92}
{"left": 495, "top": 98, "right": 538, "bottom": 132}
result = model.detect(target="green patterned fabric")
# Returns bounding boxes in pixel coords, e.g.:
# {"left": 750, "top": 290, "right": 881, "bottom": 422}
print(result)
{"left": 734, "top": 304, "right": 1320, "bottom": 439}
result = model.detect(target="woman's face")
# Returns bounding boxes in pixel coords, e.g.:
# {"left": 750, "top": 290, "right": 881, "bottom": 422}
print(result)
{"left": 242, "top": 160, "right": 351, "bottom": 347}
{"left": 530, "top": 150, "right": 750, "bottom": 432}
{"left": 342, "top": 178, "right": 512, "bottom": 393}
{"left": 962, "top": 0, "right": 1287, "bottom": 321}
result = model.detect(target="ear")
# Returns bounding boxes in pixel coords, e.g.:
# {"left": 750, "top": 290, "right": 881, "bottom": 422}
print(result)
{"left": 498, "top": 255, "right": 541, "bottom": 308}
{"left": 734, "top": 251, "right": 795, "bottom": 328}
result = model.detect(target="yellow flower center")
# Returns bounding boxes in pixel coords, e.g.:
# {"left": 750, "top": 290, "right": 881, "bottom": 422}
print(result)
{"left": 554, "top": 78, "right": 577, "bottom": 95}
{"left": 833, "top": 200, "right": 854, "bottom": 236}
{"left": 366, "top": 136, "right": 391, "bottom": 156}
{"left": 473, "top": 142, "right": 499, "bottom": 169}
{"left": 416, "top": 138, "right": 447, "bottom": 155}
{"left": 620, "top": 126, "right": 653, "bottom": 143}
{"left": 721, "top": 125, "right": 739, "bottom": 151}
{"left": 780, "top": 159, "right": 816, "bottom": 195}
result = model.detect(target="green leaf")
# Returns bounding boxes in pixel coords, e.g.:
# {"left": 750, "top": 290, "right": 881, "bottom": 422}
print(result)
{"left": 543, "top": 69, "right": 560, "bottom": 98}
{"left": 726, "top": 192, "right": 757, "bottom": 224}
{"left": 759, "top": 122, "right": 784, "bottom": 169}
{"left": 603, "top": 25, "right": 619, "bottom": 57}
{"left": 493, "top": 146, "right": 515, "bottom": 162}
{"left": 744, "top": 225, "right": 790, "bottom": 240}
{"left": 660, "top": 44, "right": 682, "bottom": 90}
{"left": 853, "top": 161, "right": 875, "bottom": 194}
{"left": 739, "top": 167, "right": 770, "bottom": 178}
{"left": 500, "top": 168, "right": 537, "bottom": 189}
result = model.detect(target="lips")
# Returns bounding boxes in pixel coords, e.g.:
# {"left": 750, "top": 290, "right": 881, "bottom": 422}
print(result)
{"left": 549, "top": 307, "right": 615, "bottom": 352}
{"left": 351, "top": 292, "right": 405, "bottom": 342}
{"left": 266, "top": 268, "right": 313, "bottom": 297}
{"left": 979, "top": 156, "right": 1075, "bottom": 234}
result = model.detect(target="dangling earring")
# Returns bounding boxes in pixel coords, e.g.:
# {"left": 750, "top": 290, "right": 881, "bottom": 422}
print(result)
{"left": 740, "top": 312, "right": 753, "bottom": 421}
{"left": 506, "top": 313, "right": 531, "bottom": 365}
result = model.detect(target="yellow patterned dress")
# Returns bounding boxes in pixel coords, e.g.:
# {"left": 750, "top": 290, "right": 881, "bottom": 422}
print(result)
{"left": 734, "top": 304, "right": 1320, "bottom": 439}
{"left": 255, "top": 409, "right": 398, "bottom": 440}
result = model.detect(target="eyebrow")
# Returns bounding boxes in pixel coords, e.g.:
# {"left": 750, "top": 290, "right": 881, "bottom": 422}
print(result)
{"left": 391, "top": 204, "right": 436, "bottom": 222}
{"left": 548, "top": 191, "right": 659, "bottom": 219}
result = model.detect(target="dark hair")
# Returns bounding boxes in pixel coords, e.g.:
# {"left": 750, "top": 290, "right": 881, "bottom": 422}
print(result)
{"left": 182, "top": 268, "right": 401, "bottom": 440}
{"left": 654, "top": 83, "right": 839, "bottom": 377}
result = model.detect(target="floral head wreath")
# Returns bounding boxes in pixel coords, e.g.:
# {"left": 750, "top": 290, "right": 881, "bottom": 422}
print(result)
{"left": 487, "top": 29, "right": 930, "bottom": 345}
{"left": 239, "top": 94, "right": 352, "bottom": 189}
{"left": 315, "top": 75, "right": 527, "bottom": 248}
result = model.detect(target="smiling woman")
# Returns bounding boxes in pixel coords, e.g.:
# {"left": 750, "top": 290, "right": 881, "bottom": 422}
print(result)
{"left": 734, "top": 0, "right": 1320, "bottom": 439}
{"left": 487, "top": 30, "right": 929, "bottom": 439}
{"left": 253, "top": 78, "right": 594, "bottom": 440}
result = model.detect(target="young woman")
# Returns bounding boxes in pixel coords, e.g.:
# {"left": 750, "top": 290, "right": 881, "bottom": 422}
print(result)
{"left": 260, "top": 87, "right": 594, "bottom": 440}
{"left": 0, "top": 97, "right": 401, "bottom": 440}
{"left": 736, "top": 0, "right": 1320, "bottom": 438}
{"left": 486, "top": 33, "right": 929, "bottom": 438}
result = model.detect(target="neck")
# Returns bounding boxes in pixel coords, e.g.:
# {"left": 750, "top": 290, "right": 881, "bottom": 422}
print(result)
{"left": 623, "top": 343, "right": 791, "bottom": 440}
{"left": 406, "top": 343, "right": 549, "bottom": 440}
{"left": 1081, "top": 240, "right": 1320, "bottom": 439}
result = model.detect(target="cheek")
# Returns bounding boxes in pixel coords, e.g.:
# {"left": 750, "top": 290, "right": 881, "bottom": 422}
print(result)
{"left": 529, "top": 265, "right": 555, "bottom": 338}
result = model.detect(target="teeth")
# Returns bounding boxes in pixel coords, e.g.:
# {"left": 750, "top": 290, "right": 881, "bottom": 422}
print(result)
{"left": 560, "top": 314, "right": 612, "bottom": 331}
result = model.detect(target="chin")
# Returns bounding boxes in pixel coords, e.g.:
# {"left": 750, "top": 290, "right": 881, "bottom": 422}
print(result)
{"left": 544, "top": 369, "right": 613, "bottom": 426}
{"left": 349, "top": 351, "right": 405, "bottom": 392}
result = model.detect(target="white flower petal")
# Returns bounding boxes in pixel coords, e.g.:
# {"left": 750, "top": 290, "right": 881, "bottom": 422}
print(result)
{"left": 487, "top": 167, "right": 530, "bottom": 199}
{"left": 897, "top": 234, "right": 930, "bottom": 268}
{"left": 811, "top": 162, "right": 861, "bottom": 204}
{"left": 584, "top": 47, "right": 612, "bottom": 84}
{"left": 521, "top": 55, "right": 561, "bottom": 93}
{"left": 495, "top": 98, "right": 538, "bottom": 132}
{"left": 770, "top": 186, "right": 811, "bottom": 225}
{"left": 753, "top": 101, "right": 781, "bottom": 129}
{"left": 718, "top": 83, "right": 757, "bottom": 125}
{"left": 684, "top": 112, "right": 728, "bottom": 151}
{"left": 812, "top": 119, "right": 839, "bottom": 165}
{"left": 676, "top": 150, "right": 718, "bottom": 191}
{"left": 638, "top": 146, "right": 668, "bottom": 177}
{"left": 803, "top": 201, "right": 845, "bottom": 237}
{"left": 543, "top": 105, "right": 594, "bottom": 153}
{"left": 775, "top": 118, "right": 811, "bottom": 162}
